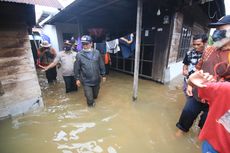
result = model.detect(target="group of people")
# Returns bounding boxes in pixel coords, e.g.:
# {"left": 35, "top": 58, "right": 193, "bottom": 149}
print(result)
{"left": 36, "top": 15, "right": 230, "bottom": 152}
{"left": 176, "top": 15, "right": 230, "bottom": 153}
{"left": 37, "top": 35, "right": 106, "bottom": 107}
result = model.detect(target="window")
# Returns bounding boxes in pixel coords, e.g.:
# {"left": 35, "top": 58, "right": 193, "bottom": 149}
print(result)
{"left": 177, "top": 26, "right": 192, "bottom": 61}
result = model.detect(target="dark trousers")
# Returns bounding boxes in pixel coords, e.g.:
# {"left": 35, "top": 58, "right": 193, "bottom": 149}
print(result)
{"left": 105, "top": 64, "right": 110, "bottom": 75}
{"left": 83, "top": 85, "right": 100, "bottom": 106}
{"left": 176, "top": 96, "right": 209, "bottom": 132}
{"left": 63, "top": 76, "right": 78, "bottom": 93}
{"left": 45, "top": 67, "right": 57, "bottom": 83}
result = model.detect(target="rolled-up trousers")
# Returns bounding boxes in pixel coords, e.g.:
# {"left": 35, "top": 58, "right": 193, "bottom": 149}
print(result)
{"left": 176, "top": 96, "right": 209, "bottom": 132}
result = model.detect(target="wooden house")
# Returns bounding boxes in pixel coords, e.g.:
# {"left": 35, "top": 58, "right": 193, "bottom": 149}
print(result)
{"left": 45, "top": 0, "right": 225, "bottom": 83}
{"left": 0, "top": 0, "right": 62, "bottom": 118}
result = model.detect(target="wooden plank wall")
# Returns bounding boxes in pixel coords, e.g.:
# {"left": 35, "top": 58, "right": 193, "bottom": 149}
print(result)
{"left": 0, "top": 24, "right": 43, "bottom": 119}
{"left": 167, "top": 12, "right": 183, "bottom": 65}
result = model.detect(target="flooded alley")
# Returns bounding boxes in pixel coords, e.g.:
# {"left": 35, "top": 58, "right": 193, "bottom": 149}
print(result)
{"left": 0, "top": 71, "right": 201, "bottom": 153}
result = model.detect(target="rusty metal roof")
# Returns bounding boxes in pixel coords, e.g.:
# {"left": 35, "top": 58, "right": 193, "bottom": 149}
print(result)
{"left": 0, "top": 0, "right": 63, "bottom": 9}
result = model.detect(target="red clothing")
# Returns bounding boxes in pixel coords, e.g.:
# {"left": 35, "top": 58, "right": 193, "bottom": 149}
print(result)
{"left": 196, "top": 46, "right": 230, "bottom": 76}
{"left": 104, "top": 52, "right": 111, "bottom": 64}
{"left": 198, "top": 82, "right": 230, "bottom": 153}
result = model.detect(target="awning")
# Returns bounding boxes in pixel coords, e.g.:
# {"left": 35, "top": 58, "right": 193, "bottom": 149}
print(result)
{"left": 46, "top": 0, "right": 138, "bottom": 38}
{"left": 46, "top": 0, "right": 225, "bottom": 39}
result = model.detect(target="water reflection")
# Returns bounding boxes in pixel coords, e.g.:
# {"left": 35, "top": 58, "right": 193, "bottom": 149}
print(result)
{"left": 0, "top": 71, "right": 201, "bottom": 153}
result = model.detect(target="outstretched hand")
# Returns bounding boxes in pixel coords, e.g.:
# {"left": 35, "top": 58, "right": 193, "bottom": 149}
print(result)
{"left": 76, "top": 80, "right": 81, "bottom": 87}
{"left": 188, "top": 70, "right": 216, "bottom": 88}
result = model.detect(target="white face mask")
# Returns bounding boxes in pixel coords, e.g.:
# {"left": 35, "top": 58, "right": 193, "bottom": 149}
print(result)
{"left": 84, "top": 48, "right": 92, "bottom": 52}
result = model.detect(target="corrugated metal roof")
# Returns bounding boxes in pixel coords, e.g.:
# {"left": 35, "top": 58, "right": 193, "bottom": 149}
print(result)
{"left": 47, "top": 0, "right": 138, "bottom": 39}
{"left": 0, "top": 0, "right": 63, "bottom": 9}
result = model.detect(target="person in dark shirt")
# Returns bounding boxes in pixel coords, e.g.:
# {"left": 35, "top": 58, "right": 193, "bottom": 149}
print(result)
{"left": 182, "top": 34, "right": 207, "bottom": 78}
{"left": 176, "top": 34, "right": 208, "bottom": 136}
{"left": 176, "top": 15, "right": 230, "bottom": 137}
{"left": 74, "top": 35, "right": 106, "bottom": 107}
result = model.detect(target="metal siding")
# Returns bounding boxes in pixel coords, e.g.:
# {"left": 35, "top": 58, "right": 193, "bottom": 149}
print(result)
{"left": 0, "top": 0, "right": 63, "bottom": 8}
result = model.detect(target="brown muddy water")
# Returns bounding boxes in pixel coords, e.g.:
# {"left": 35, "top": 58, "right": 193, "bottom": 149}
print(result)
{"left": 0, "top": 71, "right": 201, "bottom": 153}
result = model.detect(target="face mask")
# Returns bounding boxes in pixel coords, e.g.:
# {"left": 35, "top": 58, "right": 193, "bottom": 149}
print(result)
{"left": 212, "top": 30, "right": 226, "bottom": 42}
{"left": 64, "top": 46, "right": 71, "bottom": 51}
{"left": 84, "top": 48, "right": 92, "bottom": 52}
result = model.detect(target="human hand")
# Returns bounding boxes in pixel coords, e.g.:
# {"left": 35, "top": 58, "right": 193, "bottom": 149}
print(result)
{"left": 188, "top": 70, "right": 215, "bottom": 88}
{"left": 182, "top": 70, "right": 189, "bottom": 77}
{"left": 41, "top": 67, "right": 49, "bottom": 72}
{"left": 102, "top": 77, "right": 106, "bottom": 83}
{"left": 186, "top": 84, "right": 193, "bottom": 96}
{"left": 76, "top": 80, "right": 81, "bottom": 87}
{"left": 38, "top": 64, "right": 46, "bottom": 69}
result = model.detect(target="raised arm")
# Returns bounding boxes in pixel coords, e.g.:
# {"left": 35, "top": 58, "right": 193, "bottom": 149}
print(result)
{"left": 188, "top": 70, "right": 216, "bottom": 88}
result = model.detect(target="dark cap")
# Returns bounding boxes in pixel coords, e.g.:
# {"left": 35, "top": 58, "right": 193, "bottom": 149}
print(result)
{"left": 81, "top": 35, "right": 92, "bottom": 44}
{"left": 64, "top": 40, "right": 72, "bottom": 46}
{"left": 208, "top": 15, "right": 230, "bottom": 28}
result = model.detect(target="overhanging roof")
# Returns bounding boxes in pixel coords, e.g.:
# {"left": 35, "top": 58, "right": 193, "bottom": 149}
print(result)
{"left": 46, "top": 0, "right": 138, "bottom": 38}
{"left": 0, "top": 0, "right": 63, "bottom": 9}
{"left": 46, "top": 0, "right": 225, "bottom": 38}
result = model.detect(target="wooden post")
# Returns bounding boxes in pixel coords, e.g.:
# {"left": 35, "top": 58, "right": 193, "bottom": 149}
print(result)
{"left": 133, "top": 0, "right": 143, "bottom": 101}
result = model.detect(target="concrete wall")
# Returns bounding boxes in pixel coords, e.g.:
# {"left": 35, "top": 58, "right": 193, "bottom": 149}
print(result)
{"left": 55, "top": 23, "right": 80, "bottom": 51}
{"left": 0, "top": 24, "right": 43, "bottom": 119}
{"left": 43, "top": 24, "right": 59, "bottom": 52}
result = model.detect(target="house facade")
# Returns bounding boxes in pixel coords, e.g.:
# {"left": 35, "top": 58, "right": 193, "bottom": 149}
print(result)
{"left": 44, "top": 0, "right": 225, "bottom": 83}
{"left": 0, "top": 0, "right": 62, "bottom": 119}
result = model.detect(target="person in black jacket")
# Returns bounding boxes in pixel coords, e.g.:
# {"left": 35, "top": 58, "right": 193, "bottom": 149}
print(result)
{"left": 74, "top": 35, "right": 106, "bottom": 107}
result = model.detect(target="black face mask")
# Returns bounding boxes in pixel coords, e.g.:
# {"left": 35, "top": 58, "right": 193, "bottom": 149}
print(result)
{"left": 64, "top": 46, "right": 71, "bottom": 51}
{"left": 212, "top": 30, "right": 226, "bottom": 42}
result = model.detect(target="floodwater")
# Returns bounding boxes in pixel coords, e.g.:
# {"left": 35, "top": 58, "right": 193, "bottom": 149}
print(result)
{"left": 0, "top": 71, "right": 201, "bottom": 153}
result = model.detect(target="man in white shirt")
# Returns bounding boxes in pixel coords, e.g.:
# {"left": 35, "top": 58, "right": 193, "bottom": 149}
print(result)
{"left": 43, "top": 40, "right": 77, "bottom": 93}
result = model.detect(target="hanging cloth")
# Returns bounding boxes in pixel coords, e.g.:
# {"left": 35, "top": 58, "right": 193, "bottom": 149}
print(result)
{"left": 106, "top": 39, "right": 120, "bottom": 54}
{"left": 119, "top": 34, "right": 135, "bottom": 58}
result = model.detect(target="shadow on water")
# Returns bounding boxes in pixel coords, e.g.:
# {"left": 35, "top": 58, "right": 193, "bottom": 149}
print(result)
{"left": 0, "top": 70, "right": 201, "bottom": 153}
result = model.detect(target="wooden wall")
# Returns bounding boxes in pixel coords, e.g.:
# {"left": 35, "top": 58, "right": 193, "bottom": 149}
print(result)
{"left": 0, "top": 24, "right": 43, "bottom": 119}
{"left": 167, "top": 12, "right": 183, "bottom": 65}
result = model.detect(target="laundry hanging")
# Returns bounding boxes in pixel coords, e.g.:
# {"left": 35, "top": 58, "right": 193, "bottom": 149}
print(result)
{"left": 119, "top": 33, "right": 135, "bottom": 58}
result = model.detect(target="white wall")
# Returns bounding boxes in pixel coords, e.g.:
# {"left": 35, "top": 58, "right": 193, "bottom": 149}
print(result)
{"left": 42, "top": 23, "right": 80, "bottom": 52}
{"left": 43, "top": 24, "right": 59, "bottom": 52}
{"left": 55, "top": 23, "right": 80, "bottom": 51}
{"left": 164, "top": 61, "right": 183, "bottom": 83}
{"left": 225, "top": 0, "right": 230, "bottom": 15}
